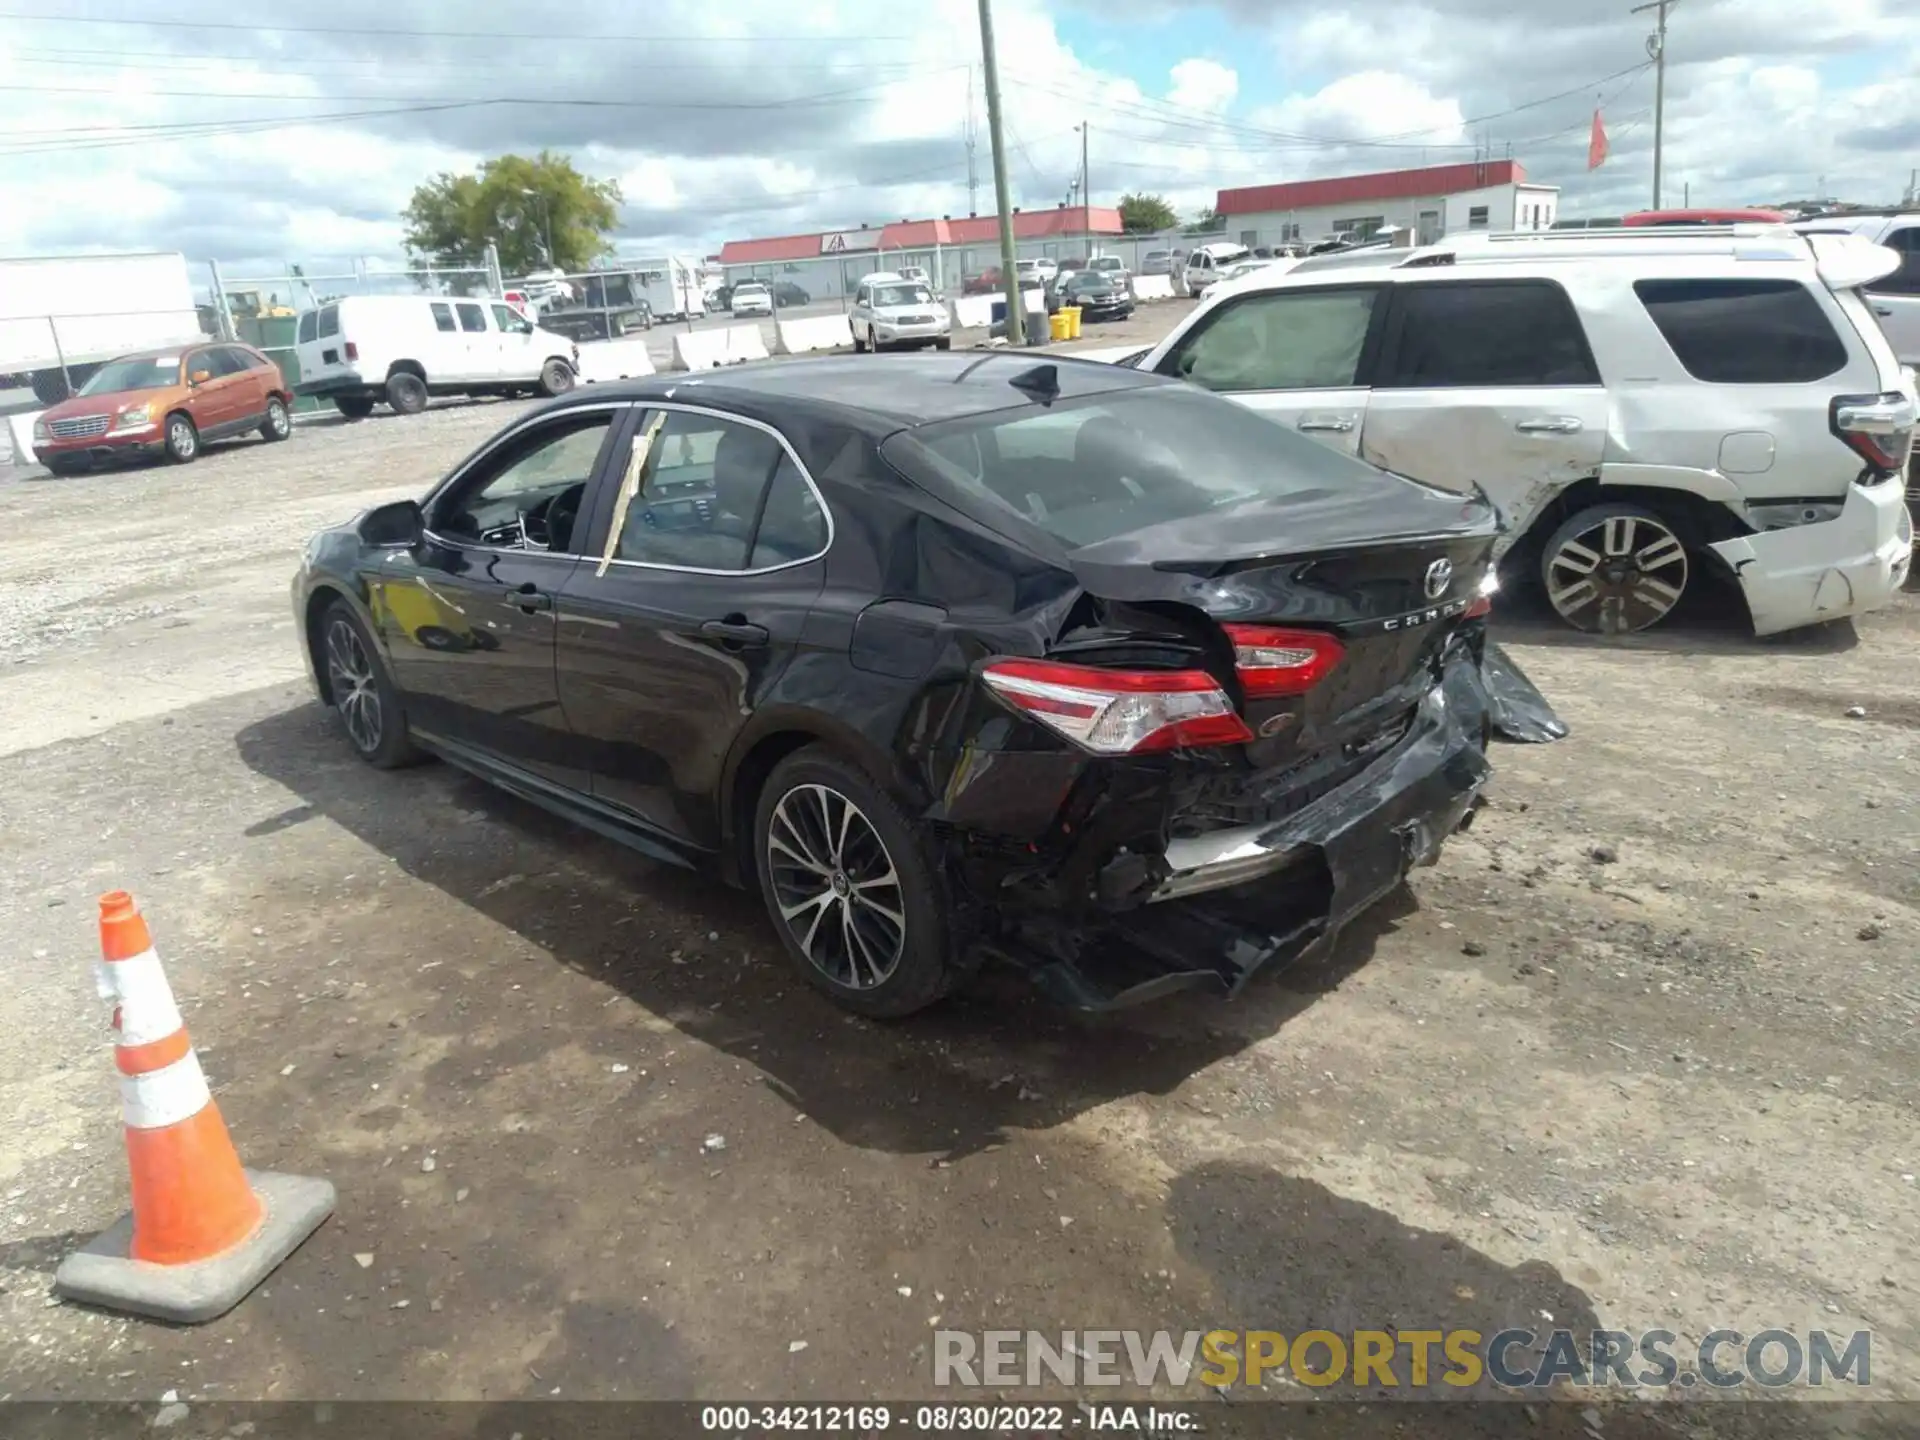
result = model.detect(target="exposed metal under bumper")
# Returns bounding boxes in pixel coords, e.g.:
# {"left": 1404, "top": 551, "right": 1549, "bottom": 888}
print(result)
{"left": 1151, "top": 827, "right": 1309, "bottom": 902}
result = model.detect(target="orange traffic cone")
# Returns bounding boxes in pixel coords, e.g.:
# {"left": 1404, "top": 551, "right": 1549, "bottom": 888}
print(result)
{"left": 54, "top": 892, "right": 335, "bottom": 1324}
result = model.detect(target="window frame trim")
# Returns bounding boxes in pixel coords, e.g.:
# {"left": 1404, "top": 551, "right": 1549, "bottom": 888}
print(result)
{"left": 595, "top": 401, "right": 836, "bottom": 578}
{"left": 1373, "top": 275, "right": 1601, "bottom": 390}
{"left": 1152, "top": 279, "right": 1391, "bottom": 393}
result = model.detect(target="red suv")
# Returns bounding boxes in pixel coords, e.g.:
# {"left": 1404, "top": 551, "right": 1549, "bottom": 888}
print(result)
{"left": 32, "top": 342, "right": 294, "bottom": 475}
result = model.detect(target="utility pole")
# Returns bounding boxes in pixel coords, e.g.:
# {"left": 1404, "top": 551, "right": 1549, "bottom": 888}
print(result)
{"left": 965, "top": 67, "right": 980, "bottom": 215}
{"left": 1631, "top": 0, "right": 1676, "bottom": 210}
{"left": 1079, "top": 121, "right": 1091, "bottom": 252}
{"left": 976, "top": 0, "right": 1026, "bottom": 345}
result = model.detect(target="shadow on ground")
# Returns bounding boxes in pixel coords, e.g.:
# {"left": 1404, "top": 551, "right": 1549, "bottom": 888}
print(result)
{"left": 235, "top": 702, "right": 1411, "bottom": 1162}
{"left": 1490, "top": 575, "right": 1861, "bottom": 657}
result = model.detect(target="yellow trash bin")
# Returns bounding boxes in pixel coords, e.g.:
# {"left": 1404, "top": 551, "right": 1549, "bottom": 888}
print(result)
{"left": 1065, "top": 306, "right": 1084, "bottom": 339}
{"left": 1048, "top": 311, "right": 1070, "bottom": 342}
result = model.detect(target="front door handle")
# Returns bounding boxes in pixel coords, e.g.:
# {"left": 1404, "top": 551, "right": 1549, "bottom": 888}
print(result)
{"left": 1297, "top": 414, "right": 1355, "bottom": 433}
{"left": 509, "top": 584, "right": 551, "bottom": 613}
{"left": 700, "top": 618, "right": 769, "bottom": 648}
{"left": 1515, "top": 416, "right": 1584, "bottom": 434}
{"left": 1873, "top": 305, "right": 1893, "bottom": 317}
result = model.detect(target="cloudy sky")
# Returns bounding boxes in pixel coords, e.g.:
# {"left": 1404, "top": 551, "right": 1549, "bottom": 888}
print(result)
{"left": 1, "top": 0, "right": 1916, "bottom": 277}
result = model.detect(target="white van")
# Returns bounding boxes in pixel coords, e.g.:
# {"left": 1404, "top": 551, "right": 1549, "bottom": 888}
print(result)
{"left": 292, "top": 295, "right": 580, "bottom": 419}
{"left": 1181, "top": 243, "right": 1251, "bottom": 298}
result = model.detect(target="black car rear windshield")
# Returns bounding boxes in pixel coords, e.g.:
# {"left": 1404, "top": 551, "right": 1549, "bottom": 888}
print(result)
{"left": 884, "top": 386, "right": 1378, "bottom": 549}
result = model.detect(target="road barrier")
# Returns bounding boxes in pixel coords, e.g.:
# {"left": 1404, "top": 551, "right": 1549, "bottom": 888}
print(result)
{"left": 671, "top": 324, "right": 771, "bottom": 371}
{"left": 5, "top": 410, "right": 42, "bottom": 468}
{"left": 949, "top": 295, "right": 996, "bottom": 329}
{"left": 1132, "top": 275, "right": 1176, "bottom": 301}
{"left": 773, "top": 314, "right": 854, "bottom": 355}
{"left": 575, "top": 337, "right": 656, "bottom": 384}
{"left": 52, "top": 891, "right": 335, "bottom": 1324}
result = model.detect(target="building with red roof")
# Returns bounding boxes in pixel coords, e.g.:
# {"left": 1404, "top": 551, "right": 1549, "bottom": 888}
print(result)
{"left": 1215, "top": 160, "right": 1560, "bottom": 247}
{"left": 718, "top": 204, "right": 1123, "bottom": 302}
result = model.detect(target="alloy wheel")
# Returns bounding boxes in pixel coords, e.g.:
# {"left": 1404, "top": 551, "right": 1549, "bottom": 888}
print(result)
{"left": 268, "top": 400, "right": 290, "bottom": 437}
{"left": 325, "top": 618, "right": 383, "bottom": 754}
{"left": 766, "top": 782, "right": 906, "bottom": 990}
{"left": 168, "top": 418, "right": 196, "bottom": 460}
{"left": 1544, "top": 512, "right": 1688, "bottom": 634}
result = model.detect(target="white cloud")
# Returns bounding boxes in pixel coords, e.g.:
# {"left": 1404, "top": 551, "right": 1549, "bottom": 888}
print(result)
{"left": 0, "top": 0, "right": 1913, "bottom": 271}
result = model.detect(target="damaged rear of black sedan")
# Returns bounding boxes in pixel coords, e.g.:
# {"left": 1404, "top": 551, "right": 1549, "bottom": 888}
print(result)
{"left": 292, "top": 351, "right": 1563, "bottom": 1019}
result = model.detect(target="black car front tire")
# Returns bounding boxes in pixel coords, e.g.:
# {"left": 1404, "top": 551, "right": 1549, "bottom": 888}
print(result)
{"left": 320, "top": 600, "right": 421, "bottom": 769}
{"left": 753, "top": 745, "right": 958, "bottom": 1018}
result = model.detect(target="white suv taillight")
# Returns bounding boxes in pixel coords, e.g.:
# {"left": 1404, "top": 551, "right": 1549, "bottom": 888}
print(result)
{"left": 1831, "top": 391, "right": 1916, "bottom": 475}
{"left": 980, "top": 659, "right": 1252, "bottom": 754}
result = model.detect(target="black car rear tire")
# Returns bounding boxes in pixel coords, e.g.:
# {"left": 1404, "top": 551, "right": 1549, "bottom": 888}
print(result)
{"left": 386, "top": 372, "right": 429, "bottom": 415}
{"left": 320, "top": 600, "right": 421, "bottom": 769}
{"left": 753, "top": 745, "right": 957, "bottom": 1018}
{"left": 335, "top": 395, "right": 375, "bottom": 420}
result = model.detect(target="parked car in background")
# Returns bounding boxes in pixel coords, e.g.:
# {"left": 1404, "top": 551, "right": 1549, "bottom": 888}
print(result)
{"left": 294, "top": 295, "right": 579, "bottom": 419}
{"left": 1049, "top": 270, "right": 1134, "bottom": 322}
{"left": 895, "top": 266, "right": 935, "bottom": 294}
{"left": 730, "top": 283, "right": 774, "bottom": 318}
{"left": 1134, "top": 224, "right": 1914, "bottom": 636}
{"left": 1016, "top": 258, "right": 1059, "bottom": 287}
{"left": 1182, "top": 243, "right": 1251, "bottom": 297}
{"left": 1794, "top": 212, "right": 1920, "bottom": 370}
{"left": 1140, "top": 249, "right": 1179, "bottom": 276}
{"left": 1217, "top": 257, "right": 1290, "bottom": 286}
{"left": 291, "top": 353, "right": 1560, "bottom": 1016}
{"left": 770, "top": 281, "right": 812, "bottom": 307}
{"left": 851, "top": 275, "right": 951, "bottom": 352}
{"left": 1623, "top": 208, "right": 1789, "bottom": 227}
{"left": 32, "top": 341, "right": 292, "bottom": 474}
{"left": 963, "top": 268, "right": 1005, "bottom": 296}
{"left": 538, "top": 306, "right": 654, "bottom": 345}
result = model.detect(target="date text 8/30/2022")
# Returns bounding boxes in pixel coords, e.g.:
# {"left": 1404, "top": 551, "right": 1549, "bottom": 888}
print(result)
{"left": 700, "top": 1404, "right": 1195, "bottom": 1431}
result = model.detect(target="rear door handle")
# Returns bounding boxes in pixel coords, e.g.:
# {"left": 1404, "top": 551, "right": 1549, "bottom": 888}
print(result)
{"left": 699, "top": 618, "right": 769, "bottom": 648}
{"left": 1515, "top": 416, "right": 1584, "bottom": 434}
{"left": 1297, "top": 414, "right": 1355, "bottom": 433}
{"left": 509, "top": 584, "right": 551, "bottom": 613}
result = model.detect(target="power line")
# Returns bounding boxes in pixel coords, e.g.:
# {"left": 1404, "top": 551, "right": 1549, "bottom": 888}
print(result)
{"left": 0, "top": 9, "right": 910, "bottom": 43}
{"left": 5, "top": 45, "right": 935, "bottom": 78}
{"left": 0, "top": 72, "right": 959, "bottom": 111}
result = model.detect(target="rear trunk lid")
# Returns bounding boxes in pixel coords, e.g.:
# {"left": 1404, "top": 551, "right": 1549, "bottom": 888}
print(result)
{"left": 1062, "top": 486, "right": 1498, "bottom": 772}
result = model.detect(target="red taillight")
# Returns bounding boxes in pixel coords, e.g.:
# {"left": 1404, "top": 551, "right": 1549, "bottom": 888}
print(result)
{"left": 1221, "top": 626, "right": 1344, "bottom": 697}
{"left": 1831, "top": 391, "right": 1915, "bottom": 475}
{"left": 344, "top": 341, "right": 359, "bottom": 361}
{"left": 1464, "top": 595, "right": 1493, "bottom": 619}
{"left": 980, "top": 658, "right": 1253, "bottom": 754}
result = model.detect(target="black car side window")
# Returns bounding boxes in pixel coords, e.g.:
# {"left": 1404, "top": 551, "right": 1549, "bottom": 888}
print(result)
{"left": 433, "top": 412, "right": 614, "bottom": 551}
{"left": 610, "top": 413, "right": 821, "bottom": 572}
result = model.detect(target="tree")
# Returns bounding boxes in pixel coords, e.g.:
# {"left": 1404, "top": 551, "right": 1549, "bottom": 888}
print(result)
{"left": 1184, "top": 206, "right": 1225, "bottom": 236}
{"left": 1117, "top": 192, "right": 1178, "bottom": 234}
{"left": 403, "top": 151, "right": 623, "bottom": 277}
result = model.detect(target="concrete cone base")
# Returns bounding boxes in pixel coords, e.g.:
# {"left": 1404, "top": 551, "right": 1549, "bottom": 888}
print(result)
{"left": 53, "top": 1169, "right": 335, "bottom": 1324}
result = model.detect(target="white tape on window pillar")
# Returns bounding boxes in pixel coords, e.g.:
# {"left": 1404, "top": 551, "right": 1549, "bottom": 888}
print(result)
{"left": 98, "top": 950, "right": 185, "bottom": 1047}
{"left": 120, "top": 1052, "right": 212, "bottom": 1130}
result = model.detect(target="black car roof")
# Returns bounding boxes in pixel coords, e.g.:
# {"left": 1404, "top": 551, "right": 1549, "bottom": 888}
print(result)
{"left": 559, "top": 351, "right": 1170, "bottom": 431}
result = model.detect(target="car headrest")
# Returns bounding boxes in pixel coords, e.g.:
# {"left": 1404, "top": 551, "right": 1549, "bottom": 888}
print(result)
{"left": 712, "top": 425, "right": 779, "bottom": 517}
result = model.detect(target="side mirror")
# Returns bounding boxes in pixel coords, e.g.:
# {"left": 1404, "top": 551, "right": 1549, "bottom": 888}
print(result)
{"left": 356, "top": 498, "right": 424, "bottom": 548}
{"left": 190, "top": 369, "right": 211, "bottom": 385}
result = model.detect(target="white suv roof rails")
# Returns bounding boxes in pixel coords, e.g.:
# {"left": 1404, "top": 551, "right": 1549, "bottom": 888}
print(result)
{"left": 1375, "top": 225, "right": 1897, "bottom": 290}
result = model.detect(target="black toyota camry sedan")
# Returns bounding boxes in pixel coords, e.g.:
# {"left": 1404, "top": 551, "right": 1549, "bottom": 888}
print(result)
{"left": 291, "top": 353, "right": 1563, "bottom": 1016}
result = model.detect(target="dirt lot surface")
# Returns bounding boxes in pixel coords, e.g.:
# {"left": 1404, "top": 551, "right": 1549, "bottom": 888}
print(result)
{"left": 0, "top": 322, "right": 1915, "bottom": 1436}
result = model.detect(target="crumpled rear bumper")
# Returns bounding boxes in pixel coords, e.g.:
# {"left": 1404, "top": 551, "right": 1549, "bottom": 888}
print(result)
{"left": 1708, "top": 475, "right": 1914, "bottom": 636}
{"left": 1014, "top": 645, "right": 1516, "bottom": 1011}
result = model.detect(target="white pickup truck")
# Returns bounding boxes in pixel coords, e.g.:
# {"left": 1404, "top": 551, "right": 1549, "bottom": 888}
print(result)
{"left": 0, "top": 252, "right": 206, "bottom": 403}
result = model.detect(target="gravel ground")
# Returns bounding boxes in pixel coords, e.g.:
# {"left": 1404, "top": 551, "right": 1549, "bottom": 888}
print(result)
{"left": 0, "top": 321, "right": 1915, "bottom": 1434}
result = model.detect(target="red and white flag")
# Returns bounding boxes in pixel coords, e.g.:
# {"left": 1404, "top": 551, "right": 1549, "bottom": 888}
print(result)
{"left": 1588, "top": 109, "right": 1610, "bottom": 171}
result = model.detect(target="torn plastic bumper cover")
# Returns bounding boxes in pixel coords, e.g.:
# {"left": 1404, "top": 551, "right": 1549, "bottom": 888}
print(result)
{"left": 1014, "top": 644, "right": 1557, "bottom": 1011}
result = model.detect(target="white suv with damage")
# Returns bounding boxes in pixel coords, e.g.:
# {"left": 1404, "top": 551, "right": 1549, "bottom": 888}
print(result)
{"left": 1130, "top": 224, "right": 1915, "bottom": 635}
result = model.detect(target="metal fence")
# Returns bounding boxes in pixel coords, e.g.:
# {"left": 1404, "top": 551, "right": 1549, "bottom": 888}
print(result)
{"left": 2, "top": 307, "right": 214, "bottom": 404}
{"left": 204, "top": 251, "right": 500, "bottom": 413}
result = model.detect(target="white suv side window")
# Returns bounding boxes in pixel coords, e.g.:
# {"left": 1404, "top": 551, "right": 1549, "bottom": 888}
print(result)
{"left": 1163, "top": 287, "right": 1380, "bottom": 392}
{"left": 1376, "top": 280, "right": 1599, "bottom": 388}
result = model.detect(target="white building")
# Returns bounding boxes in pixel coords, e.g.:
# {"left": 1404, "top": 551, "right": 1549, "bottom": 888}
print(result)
{"left": 1216, "top": 160, "right": 1560, "bottom": 249}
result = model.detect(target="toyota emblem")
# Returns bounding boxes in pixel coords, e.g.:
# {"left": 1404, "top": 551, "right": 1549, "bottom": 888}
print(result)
{"left": 1424, "top": 558, "right": 1453, "bottom": 601}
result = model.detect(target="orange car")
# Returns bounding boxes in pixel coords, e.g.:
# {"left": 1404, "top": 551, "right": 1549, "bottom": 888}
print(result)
{"left": 31, "top": 341, "right": 293, "bottom": 475}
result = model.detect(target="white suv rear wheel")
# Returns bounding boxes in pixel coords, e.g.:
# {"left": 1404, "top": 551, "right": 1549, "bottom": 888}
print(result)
{"left": 1540, "top": 503, "right": 1690, "bottom": 634}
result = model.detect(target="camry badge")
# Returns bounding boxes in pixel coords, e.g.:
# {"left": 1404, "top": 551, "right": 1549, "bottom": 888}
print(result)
{"left": 1424, "top": 558, "right": 1453, "bottom": 601}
